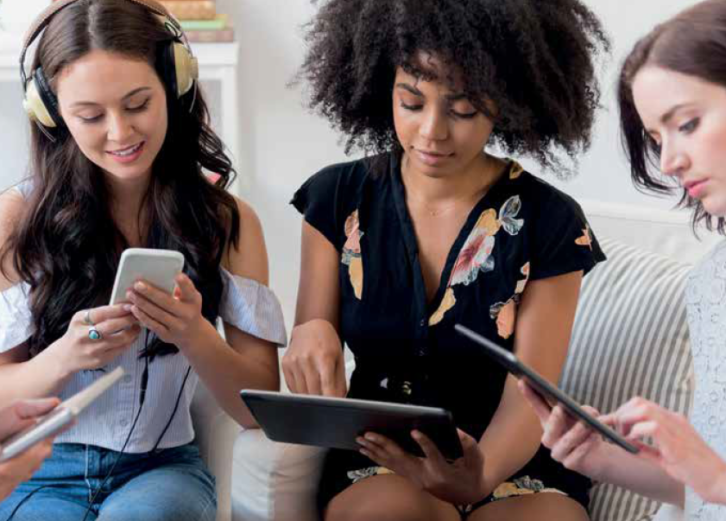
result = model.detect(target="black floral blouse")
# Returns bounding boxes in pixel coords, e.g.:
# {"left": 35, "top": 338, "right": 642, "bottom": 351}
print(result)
{"left": 292, "top": 152, "right": 605, "bottom": 509}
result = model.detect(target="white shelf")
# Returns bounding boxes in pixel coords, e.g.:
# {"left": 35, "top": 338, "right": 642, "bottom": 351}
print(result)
{"left": 0, "top": 32, "right": 242, "bottom": 196}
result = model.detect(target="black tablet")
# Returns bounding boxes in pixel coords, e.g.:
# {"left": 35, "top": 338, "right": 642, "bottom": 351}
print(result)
{"left": 240, "top": 390, "right": 464, "bottom": 460}
{"left": 454, "top": 324, "right": 639, "bottom": 454}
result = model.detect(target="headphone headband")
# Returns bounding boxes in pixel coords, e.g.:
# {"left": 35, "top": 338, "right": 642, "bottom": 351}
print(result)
{"left": 19, "top": 0, "right": 198, "bottom": 137}
{"left": 20, "top": 0, "right": 180, "bottom": 87}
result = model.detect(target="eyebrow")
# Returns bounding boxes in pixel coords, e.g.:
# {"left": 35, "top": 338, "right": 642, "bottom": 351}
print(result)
{"left": 69, "top": 87, "right": 152, "bottom": 108}
{"left": 395, "top": 83, "right": 468, "bottom": 102}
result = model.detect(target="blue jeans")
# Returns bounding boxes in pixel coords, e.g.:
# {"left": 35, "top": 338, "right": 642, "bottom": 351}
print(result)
{"left": 0, "top": 443, "right": 216, "bottom": 521}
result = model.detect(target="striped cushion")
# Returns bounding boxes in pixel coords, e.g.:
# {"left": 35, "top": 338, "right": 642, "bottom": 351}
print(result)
{"left": 561, "top": 237, "right": 693, "bottom": 521}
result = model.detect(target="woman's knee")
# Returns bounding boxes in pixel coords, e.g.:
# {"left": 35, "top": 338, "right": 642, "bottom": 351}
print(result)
{"left": 98, "top": 464, "right": 217, "bottom": 521}
{"left": 470, "top": 493, "right": 588, "bottom": 521}
{"left": 325, "top": 476, "right": 458, "bottom": 521}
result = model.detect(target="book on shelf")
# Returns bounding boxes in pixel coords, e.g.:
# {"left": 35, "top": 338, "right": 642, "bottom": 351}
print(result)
{"left": 179, "top": 14, "right": 228, "bottom": 31}
{"left": 186, "top": 28, "right": 235, "bottom": 43}
{"left": 160, "top": 1, "right": 216, "bottom": 20}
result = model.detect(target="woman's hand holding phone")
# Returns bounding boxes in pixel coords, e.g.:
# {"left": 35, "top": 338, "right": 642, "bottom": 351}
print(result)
{"left": 0, "top": 399, "right": 61, "bottom": 501}
{"left": 48, "top": 305, "right": 141, "bottom": 374}
{"left": 125, "top": 274, "right": 214, "bottom": 352}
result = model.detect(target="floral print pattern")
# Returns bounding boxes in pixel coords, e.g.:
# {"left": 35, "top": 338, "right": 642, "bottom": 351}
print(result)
{"left": 342, "top": 210, "right": 364, "bottom": 299}
{"left": 489, "top": 263, "right": 530, "bottom": 339}
{"left": 430, "top": 186, "right": 525, "bottom": 326}
{"left": 491, "top": 476, "right": 566, "bottom": 500}
{"left": 575, "top": 225, "right": 593, "bottom": 250}
{"left": 509, "top": 162, "right": 524, "bottom": 180}
{"left": 347, "top": 466, "right": 393, "bottom": 484}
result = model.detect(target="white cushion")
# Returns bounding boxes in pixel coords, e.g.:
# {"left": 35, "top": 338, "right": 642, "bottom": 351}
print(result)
{"left": 192, "top": 380, "right": 242, "bottom": 521}
{"left": 232, "top": 429, "right": 325, "bottom": 521}
{"left": 561, "top": 237, "right": 694, "bottom": 521}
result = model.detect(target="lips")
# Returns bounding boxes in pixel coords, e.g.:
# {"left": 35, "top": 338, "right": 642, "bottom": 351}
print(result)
{"left": 417, "top": 149, "right": 453, "bottom": 157}
{"left": 684, "top": 178, "right": 708, "bottom": 198}
{"left": 414, "top": 148, "right": 454, "bottom": 166}
{"left": 108, "top": 142, "right": 144, "bottom": 157}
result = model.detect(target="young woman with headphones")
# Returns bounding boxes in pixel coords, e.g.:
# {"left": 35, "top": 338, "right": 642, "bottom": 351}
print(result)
{"left": 0, "top": 0, "right": 286, "bottom": 519}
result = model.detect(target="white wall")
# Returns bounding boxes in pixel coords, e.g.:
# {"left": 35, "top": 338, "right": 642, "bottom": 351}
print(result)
{"left": 0, "top": 0, "right": 704, "bottom": 330}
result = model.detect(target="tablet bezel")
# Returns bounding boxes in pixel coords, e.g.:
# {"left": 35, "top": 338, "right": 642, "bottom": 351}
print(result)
{"left": 240, "top": 390, "right": 464, "bottom": 460}
{"left": 455, "top": 324, "right": 639, "bottom": 454}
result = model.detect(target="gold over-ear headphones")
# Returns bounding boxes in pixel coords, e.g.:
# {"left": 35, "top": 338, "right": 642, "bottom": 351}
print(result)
{"left": 20, "top": 0, "right": 199, "bottom": 131}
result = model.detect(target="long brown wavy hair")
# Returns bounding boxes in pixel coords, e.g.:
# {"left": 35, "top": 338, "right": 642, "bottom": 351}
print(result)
{"left": 618, "top": 0, "right": 726, "bottom": 234}
{"left": 0, "top": 0, "right": 240, "bottom": 357}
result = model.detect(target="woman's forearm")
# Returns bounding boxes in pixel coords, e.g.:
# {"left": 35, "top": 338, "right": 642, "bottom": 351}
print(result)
{"left": 180, "top": 320, "right": 280, "bottom": 428}
{"left": 595, "top": 443, "right": 685, "bottom": 506}
{"left": 0, "top": 346, "right": 73, "bottom": 408}
{"left": 478, "top": 402, "right": 542, "bottom": 496}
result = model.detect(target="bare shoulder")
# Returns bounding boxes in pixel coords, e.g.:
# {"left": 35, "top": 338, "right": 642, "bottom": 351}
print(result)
{"left": 223, "top": 196, "right": 270, "bottom": 286}
{"left": 0, "top": 189, "right": 26, "bottom": 289}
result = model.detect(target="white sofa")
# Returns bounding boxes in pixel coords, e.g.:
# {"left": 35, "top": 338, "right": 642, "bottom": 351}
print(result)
{"left": 227, "top": 199, "right": 723, "bottom": 521}
{"left": 192, "top": 376, "right": 242, "bottom": 521}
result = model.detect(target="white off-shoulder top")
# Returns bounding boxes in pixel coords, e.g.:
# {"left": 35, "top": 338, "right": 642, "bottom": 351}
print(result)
{"left": 0, "top": 183, "right": 287, "bottom": 452}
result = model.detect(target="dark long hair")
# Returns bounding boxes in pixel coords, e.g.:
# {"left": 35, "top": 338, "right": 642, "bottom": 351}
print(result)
{"left": 0, "top": 0, "right": 240, "bottom": 357}
{"left": 618, "top": 0, "right": 726, "bottom": 234}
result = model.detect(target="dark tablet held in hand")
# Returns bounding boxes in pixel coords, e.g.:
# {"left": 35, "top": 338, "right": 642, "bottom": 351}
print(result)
{"left": 455, "top": 324, "right": 639, "bottom": 454}
{"left": 240, "top": 390, "right": 464, "bottom": 460}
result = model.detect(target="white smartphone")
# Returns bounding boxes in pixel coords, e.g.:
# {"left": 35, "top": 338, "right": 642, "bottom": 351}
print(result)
{"left": 110, "top": 248, "right": 185, "bottom": 305}
{"left": 0, "top": 367, "right": 125, "bottom": 462}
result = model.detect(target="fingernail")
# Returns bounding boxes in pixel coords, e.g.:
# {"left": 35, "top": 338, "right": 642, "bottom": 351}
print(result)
{"left": 124, "top": 304, "right": 133, "bottom": 312}
{"left": 135, "top": 282, "right": 146, "bottom": 291}
{"left": 364, "top": 433, "right": 376, "bottom": 442}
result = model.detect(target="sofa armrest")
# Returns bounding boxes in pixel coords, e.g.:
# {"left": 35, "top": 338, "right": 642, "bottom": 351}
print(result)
{"left": 232, "top": 428, "right": 327, "bottom": 521}
{"left": 192, "top": 380, "right": 242, "bottom": 521}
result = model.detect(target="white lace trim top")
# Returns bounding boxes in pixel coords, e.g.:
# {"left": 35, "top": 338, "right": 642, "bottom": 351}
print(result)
{"left": 0, "top": 268, "right": 287, "bottom": 453}
{"left": 685, "top": 239, "right": 726, "bottom": 520}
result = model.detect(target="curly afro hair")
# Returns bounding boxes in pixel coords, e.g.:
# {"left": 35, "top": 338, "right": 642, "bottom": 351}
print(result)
{"left": 298, "top": 0, "right": 610, "bottom": 176}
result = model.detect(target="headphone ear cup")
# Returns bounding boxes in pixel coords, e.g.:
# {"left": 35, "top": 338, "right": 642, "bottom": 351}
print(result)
{"left": 23, "top": 69, "right": 60, "bottom": 128}
{"left": 171, "top": 42, "right": 198, "bottom": 97}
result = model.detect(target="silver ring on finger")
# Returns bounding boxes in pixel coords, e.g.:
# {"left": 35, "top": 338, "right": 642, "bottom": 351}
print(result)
{"left": 88, "top": 326, "right": 102, "bottom": 341}
{"left": 83, "top": 309, "right": 95, "bottom": 326}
